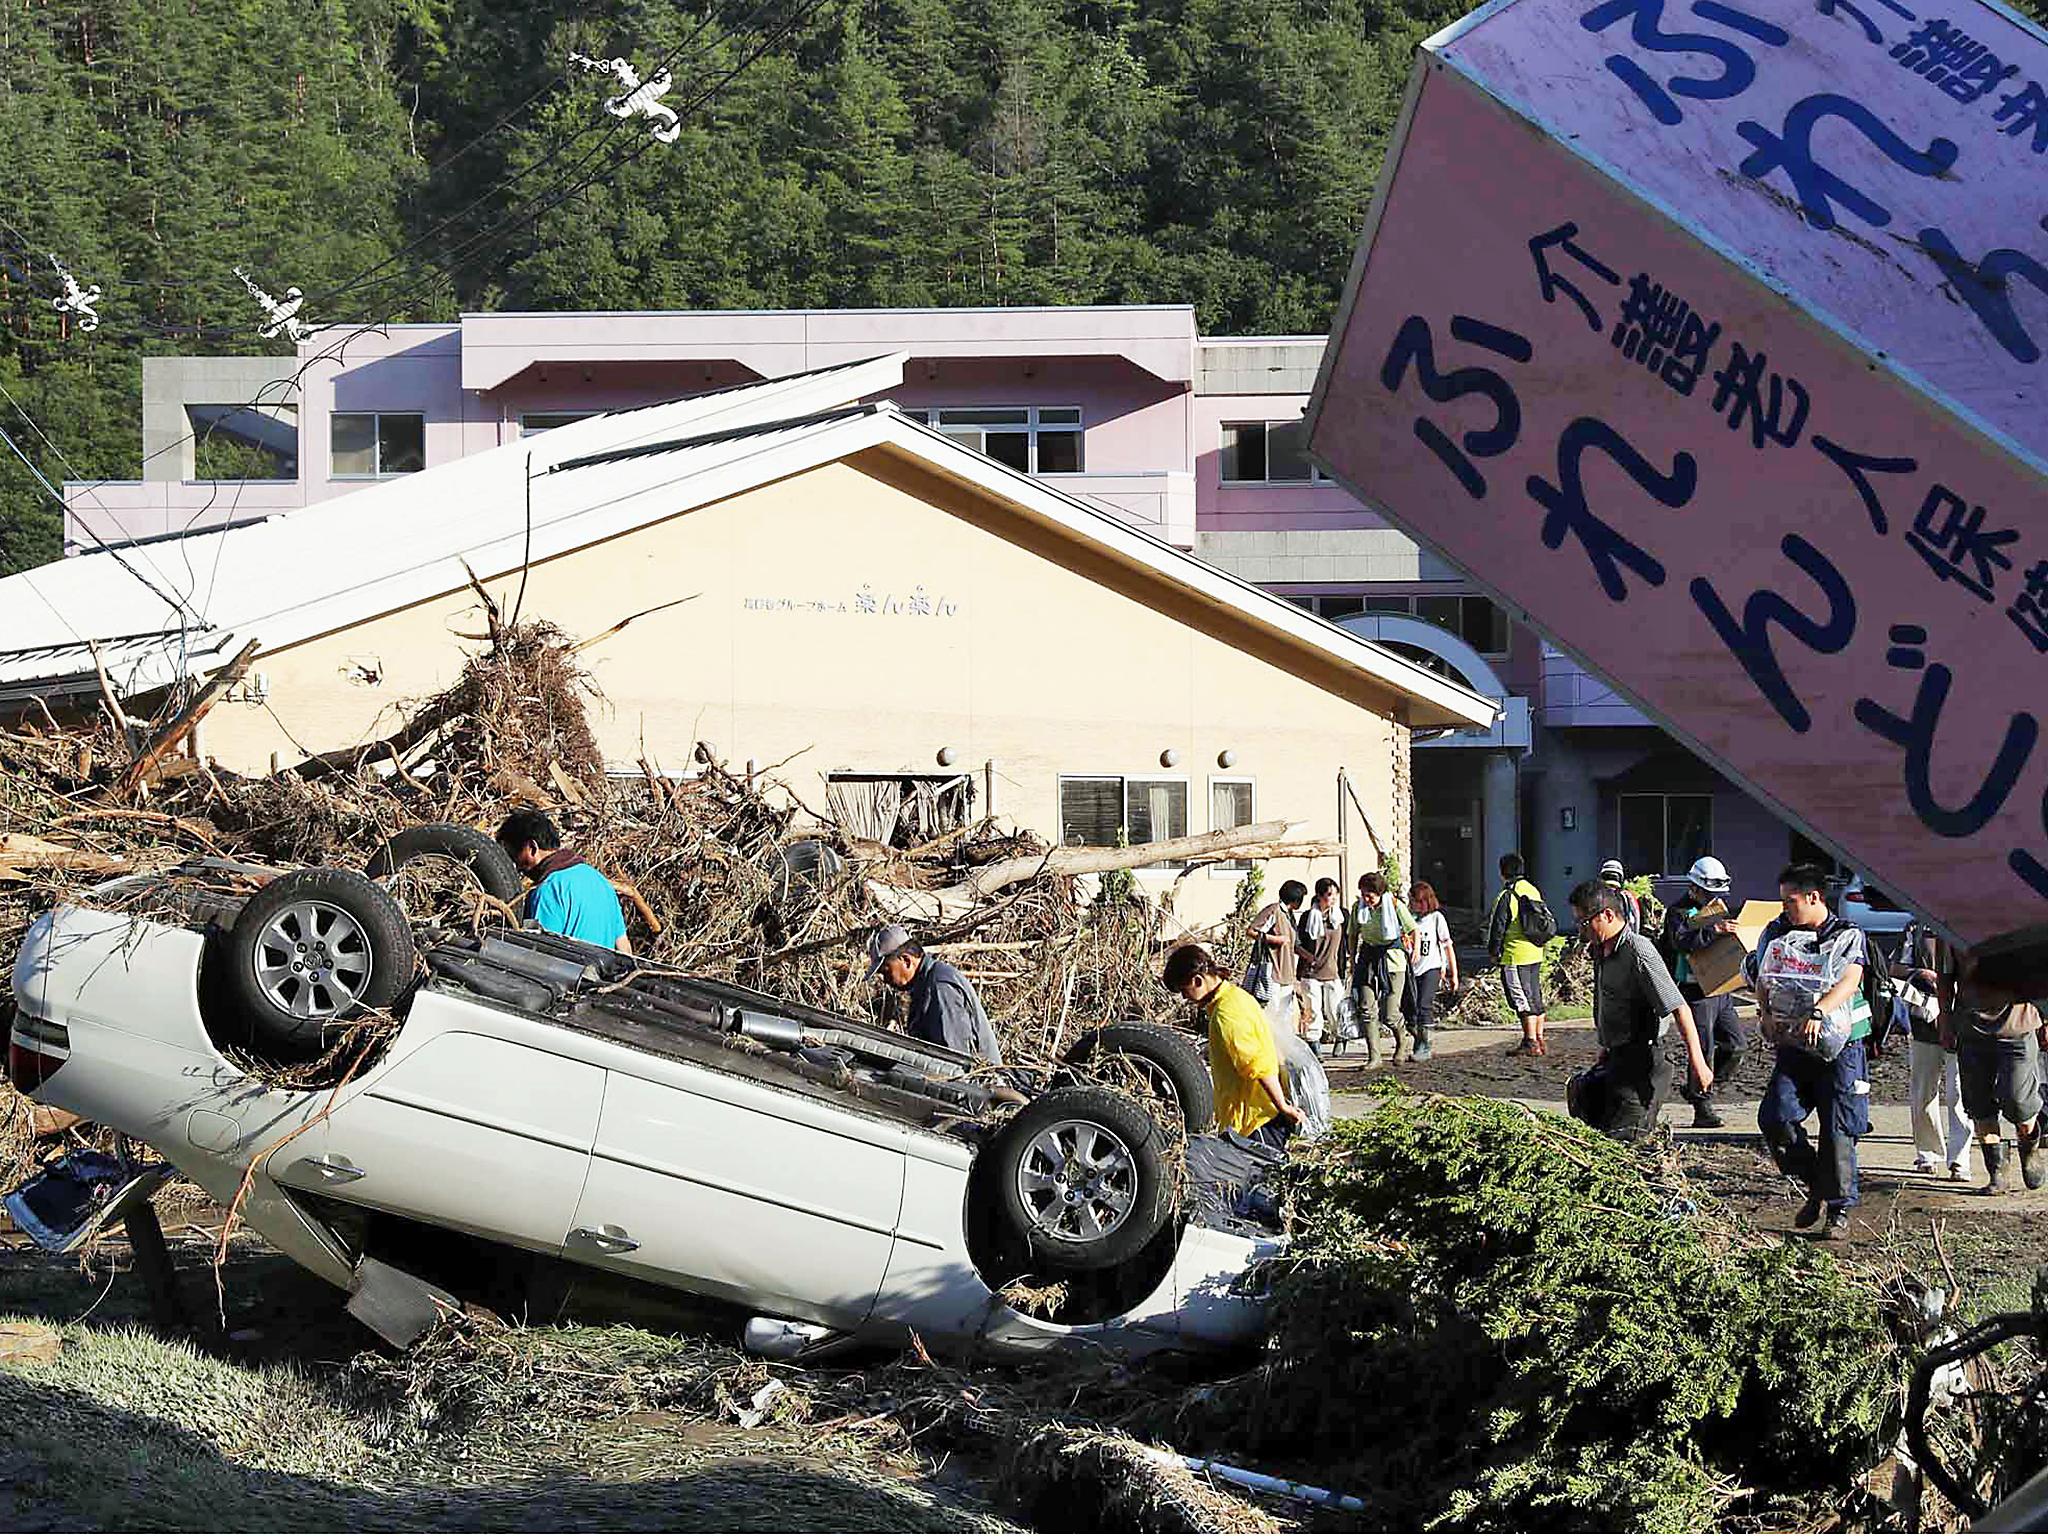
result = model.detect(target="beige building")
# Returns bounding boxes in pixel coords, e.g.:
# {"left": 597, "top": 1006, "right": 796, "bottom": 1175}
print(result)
{"left": 0, "top": 358, "right": 1493, "bottom": 924}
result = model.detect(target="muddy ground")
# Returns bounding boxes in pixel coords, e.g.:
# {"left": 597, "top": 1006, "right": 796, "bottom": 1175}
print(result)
{"left": 1327, "top": 1018, "right": 2048, "bottom": 1315}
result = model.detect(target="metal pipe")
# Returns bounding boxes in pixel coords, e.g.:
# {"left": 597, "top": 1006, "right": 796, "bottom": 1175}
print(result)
{"left": 1141, "top": 1446, "right": 1366, "bottom": 1512}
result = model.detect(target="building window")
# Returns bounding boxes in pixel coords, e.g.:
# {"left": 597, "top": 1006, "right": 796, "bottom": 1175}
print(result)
{"left": 331, "top": 412, "right": 425, "bottom": 478}
{"left": 1058, "top": 775, "right": 1189, "bottom": 865}
{"left": 1342, "top": 592, "right": 1510, "bottom": 656}
{"left": 825, "top": 771, "right": 975, "bottom": 847}
{"left": 520, "top": 412, "right": 596, "bottom": 436}
{"left": 918, "top": 406, "right": 1083, "bottom": 474}
{"left": 1220, "top": 419, "right": 1329, "bottom": 484}
{"left": 1210, "top": 777, "right": 1255, "bottom": 871}
{"left": 1619, "top": 792, "right": 1714, "bottom": 877}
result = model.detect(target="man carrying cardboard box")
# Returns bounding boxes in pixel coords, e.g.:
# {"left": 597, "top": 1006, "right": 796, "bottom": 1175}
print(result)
{"left": 1658, "top": 856, "right": 1748, "bottom": 1129}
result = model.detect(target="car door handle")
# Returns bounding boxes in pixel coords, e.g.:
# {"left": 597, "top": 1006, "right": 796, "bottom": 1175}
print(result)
{"left": 569, "top": 1224, "right": 640, "bottom": 1253}
{"left": 301, "top": 1153, "right": 365, "bottom": 1184}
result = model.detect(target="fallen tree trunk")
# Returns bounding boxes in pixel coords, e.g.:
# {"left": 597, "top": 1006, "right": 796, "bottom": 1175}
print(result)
{"left": 868, "top": 820, "right": 1309, "bottom": 922}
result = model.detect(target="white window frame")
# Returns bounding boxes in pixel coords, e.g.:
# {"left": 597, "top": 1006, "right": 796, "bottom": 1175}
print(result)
{"left": 918, "top": 405, "right": 1084, "bottom": 474}
{"left": 1219, "top": 418, "right": 1333, "bottom": 486}
{"left": 1617, "top": 791, "right": 1715, "bottom": 877}
{"left": 1057, "top": 773, "right": 1191, "bottom": 868}
{"left": 330, "top": 411, "right": 425, "bottom": 479}
{"left": 1207, "top": 775, "right": 1256, "bottom": 875}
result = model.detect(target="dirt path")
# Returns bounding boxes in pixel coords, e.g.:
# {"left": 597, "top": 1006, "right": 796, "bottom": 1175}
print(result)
{"left": 1324, "top": 1019, "right": 2048, "bottom": 1301}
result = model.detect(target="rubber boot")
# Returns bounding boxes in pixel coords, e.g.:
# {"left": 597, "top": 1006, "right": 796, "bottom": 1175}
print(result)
{"left": 1691, "top": 1093, "right": 1725, "bottom": 1130}
{"left": 2021, "top": 1125, "right": 2046, "bottom": 1191}
{"left": 1412, "top": 1020, "right": 1434, "bottom": 1063}
{"left": 1388, "top": 1015, "right": 1409, "bottom": 1065}
{"left": 1362, "top": 1007, "right": 1382, "bottom": 1068}
{"left": 1985, "top": 1137, "right": 2012, "bottom": 1194}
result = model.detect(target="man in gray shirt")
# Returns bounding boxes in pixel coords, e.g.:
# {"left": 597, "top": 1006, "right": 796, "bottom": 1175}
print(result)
{"left": 1567, "top": 880, "right": 1714, "bottom": 1142}
{"left": 867, "top": 923, "right": 1004, "bottom": 1065}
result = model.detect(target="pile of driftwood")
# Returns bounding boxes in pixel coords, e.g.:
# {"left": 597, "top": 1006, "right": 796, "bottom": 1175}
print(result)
{"left": 0, "top": 613, "right": 1338, "bottom": 1173}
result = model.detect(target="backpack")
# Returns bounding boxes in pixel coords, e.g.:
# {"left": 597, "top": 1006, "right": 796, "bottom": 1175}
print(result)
{"left": 1513, "top": 885, "right": 1559, "bottom": 946}
{"left": 1861, "top": 936, "right": 1895, "bottom": 1054}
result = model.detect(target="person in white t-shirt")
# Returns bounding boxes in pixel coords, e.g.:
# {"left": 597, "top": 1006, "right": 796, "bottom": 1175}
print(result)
{"left": 1405, "top": 881, "right": 1457, "bottom": 1063}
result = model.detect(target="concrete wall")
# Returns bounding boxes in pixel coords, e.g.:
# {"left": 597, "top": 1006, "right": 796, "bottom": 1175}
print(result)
{"left": 197, "top": 455, "right": 1405, "bottom": 926}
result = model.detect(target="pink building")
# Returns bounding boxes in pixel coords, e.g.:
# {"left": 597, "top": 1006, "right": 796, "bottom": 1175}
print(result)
{"left": 67, "top": 305, "right": 1809, "bottom": 915}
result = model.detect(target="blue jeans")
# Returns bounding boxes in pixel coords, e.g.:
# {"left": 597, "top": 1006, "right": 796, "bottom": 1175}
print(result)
{"left": 1758, "top": 1039, "right": 1871, "bottom": 1211}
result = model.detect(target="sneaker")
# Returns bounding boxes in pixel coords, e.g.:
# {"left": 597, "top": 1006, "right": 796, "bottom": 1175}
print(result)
{"left": 1818, "top": 1210, "right": 1852, "bottom": 1241}
{"left": 1794, "top": 1194, "right": 1826, "bottom": 1229}
{"left": 1912, "top": 1155, "right": 1942, "bottom": 1175}
{"left": 1692, "top": 1102, "right": 1726, "bottom": 1130}
{"left": 1949, "top": 1162, "right": 1970, "bottom": 1182}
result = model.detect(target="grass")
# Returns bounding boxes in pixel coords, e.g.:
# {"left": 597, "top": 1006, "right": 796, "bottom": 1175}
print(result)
{"left": 0, "top": 1245, "right": 1017, "bottom": 1533}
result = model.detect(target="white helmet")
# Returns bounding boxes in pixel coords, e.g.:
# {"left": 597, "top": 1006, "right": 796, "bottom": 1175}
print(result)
{"left": 1686, "top": 855, "right": 1730, "bottom": 894}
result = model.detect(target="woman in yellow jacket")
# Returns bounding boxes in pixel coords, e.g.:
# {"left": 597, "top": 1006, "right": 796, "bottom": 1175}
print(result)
{"left": 1162, "top": 943, "right": 1305, "bottom": 1149}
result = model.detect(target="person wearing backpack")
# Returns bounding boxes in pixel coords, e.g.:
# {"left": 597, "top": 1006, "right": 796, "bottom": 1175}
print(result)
{"left": 1745, "top": 861, "right": 1873, "bottom": 1241}
{"left": 1660, "top": 855, "right": 1748, "bottom": 1130}
{"left": 1487, "top": 853, "right": 1555, "bottom": 1056}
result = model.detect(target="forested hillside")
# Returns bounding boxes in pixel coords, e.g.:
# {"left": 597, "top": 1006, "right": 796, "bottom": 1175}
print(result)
{"left": 0, "top": 0, "right": 1463, "bottom": 571}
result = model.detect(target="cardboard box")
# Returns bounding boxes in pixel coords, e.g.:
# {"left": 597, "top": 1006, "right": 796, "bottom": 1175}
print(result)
{"left": 1686, "top": 901, "right": 1780, "bottom": 999}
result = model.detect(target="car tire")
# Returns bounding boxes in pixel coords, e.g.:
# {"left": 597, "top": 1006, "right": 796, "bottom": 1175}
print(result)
{"left": 1061, "top": 1023, "right": 1215, "bottom": 1134}
{"left": 224, "top": 868, "right": 417, "bottom": 1059}
{"left": 991, "top": 1086, "right": 1173, "bottom": 1272}
{"left": 365, "top": 823, "right": 526, "bottom": 903}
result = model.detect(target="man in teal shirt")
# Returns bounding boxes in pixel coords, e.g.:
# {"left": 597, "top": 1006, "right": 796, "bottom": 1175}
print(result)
{"left": 496, "top": 810, "right": 630, "bottom": 952}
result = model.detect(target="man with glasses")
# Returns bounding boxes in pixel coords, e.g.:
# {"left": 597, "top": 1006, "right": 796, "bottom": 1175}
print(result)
{"left": 1566, "top": 880, "right": 1713, "bottom": 1142}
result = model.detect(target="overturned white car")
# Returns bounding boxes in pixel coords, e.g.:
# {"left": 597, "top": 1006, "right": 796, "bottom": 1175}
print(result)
{"left": 5, "top": 831, "right": 1277, "bottom": 1358}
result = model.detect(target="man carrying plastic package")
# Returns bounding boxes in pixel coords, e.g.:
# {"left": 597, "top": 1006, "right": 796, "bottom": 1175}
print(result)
{"left": 1746, "top": 862, "right": 1872, "bottom": 1242}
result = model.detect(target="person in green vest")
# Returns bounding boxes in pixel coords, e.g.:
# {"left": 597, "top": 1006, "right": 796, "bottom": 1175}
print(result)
{"left": 1487, "top": 852, "right": 1550, "bottom": 1057}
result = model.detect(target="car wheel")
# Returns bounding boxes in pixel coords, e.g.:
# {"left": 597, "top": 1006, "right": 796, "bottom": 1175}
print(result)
{"left": 365, "top": 823, "right": 526, "bottom": 928}
{"left": 992, "top": 1086, "right": 1172, "bottom": 1272}
{"left": 224, "top": 868, "right": 417, "bottom": 1059}
{"left": 1060, "top": 1023, "right": 1215, "bottom": 1134}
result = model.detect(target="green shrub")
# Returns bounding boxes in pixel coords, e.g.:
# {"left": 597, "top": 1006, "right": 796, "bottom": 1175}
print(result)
{"left": 1192, "top": 1093, "right": 1895, "bottom": 1531}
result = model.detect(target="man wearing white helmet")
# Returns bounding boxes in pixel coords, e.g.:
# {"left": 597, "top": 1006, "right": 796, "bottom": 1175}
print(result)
{"left": 1658, "top": 855, "right": 1748, "bottom": 1130}
{"left": 1598, "top": 858, "right": 1644, "bottom": 934}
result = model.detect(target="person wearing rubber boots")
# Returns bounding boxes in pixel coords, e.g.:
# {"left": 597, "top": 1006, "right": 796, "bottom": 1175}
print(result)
{"left": 1746, "top": 862, "right": 1873, "bottom": 1242}
{"left": 1659, "top": 856, "right": 1749, "bottom": 1129}
{"left": 1944, "top": 955, "right": 2048, "bottom": 1194}
{"left": 1566, "top": 880, "right": 1712, "bottom": 1142}
{"left": 1344, "top": 871, "right": 1414, "bottom": 1064}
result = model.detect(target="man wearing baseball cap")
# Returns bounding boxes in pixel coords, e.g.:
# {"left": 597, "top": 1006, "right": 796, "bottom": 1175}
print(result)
{"left": 866, "top": 923, "right": 1005, "bottom": 1065}
{"left": 1659, "top": 855, "right": 1746, "bottom": 1129}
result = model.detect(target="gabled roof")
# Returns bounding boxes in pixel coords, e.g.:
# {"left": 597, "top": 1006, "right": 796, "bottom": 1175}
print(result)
{"left": 0, "top": 355, "right": 1496, "bottom": 730}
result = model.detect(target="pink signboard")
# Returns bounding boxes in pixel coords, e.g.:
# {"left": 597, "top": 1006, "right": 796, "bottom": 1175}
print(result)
{"left": 1307, "top": 0, "right": 2048, "bottom": 950}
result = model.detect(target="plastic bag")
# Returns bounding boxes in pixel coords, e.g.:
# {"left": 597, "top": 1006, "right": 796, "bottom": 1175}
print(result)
{"left": 1335, "top": 994, "right": 1361, "bottom": 1042}
{"left": 1276, "top": 1030, "right": 1332, "bottom": 1142}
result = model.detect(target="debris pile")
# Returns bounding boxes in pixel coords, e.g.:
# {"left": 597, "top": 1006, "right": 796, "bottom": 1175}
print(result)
{"left": 0, "top": 617, "right": 1298, "bottom": 1174}
{"left": 1163, "top": 1088, "right": 1899, "bottom": 1531}
{"left": 336, "top": 1314, "right": 1277, "bottom": 1533}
